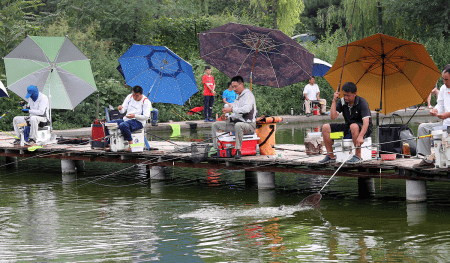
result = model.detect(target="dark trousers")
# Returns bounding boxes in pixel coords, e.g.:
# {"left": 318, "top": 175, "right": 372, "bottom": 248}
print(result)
{"left": 204, "top": 95, "right": 214, "bottom": 119}
{"left": 105, "top": 119, "right": 143, "bottom": 142}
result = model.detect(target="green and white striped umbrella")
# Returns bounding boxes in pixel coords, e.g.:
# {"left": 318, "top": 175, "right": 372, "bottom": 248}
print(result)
{"left": 3, "top": 36, "right": 97, "bottom": 109}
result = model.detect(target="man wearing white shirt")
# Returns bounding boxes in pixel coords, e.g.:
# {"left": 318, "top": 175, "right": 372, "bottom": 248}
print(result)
{"left": 13, "top": 85, "right": 49, "bottom": 145}
{"left": 414, "top": 68, "right": 450, "bottom": 168}
{"left": 303, "top": 77, "right": 326, "bottom": 116}
{"left": 105, "top": 85, "right": 151, "bottom": 151}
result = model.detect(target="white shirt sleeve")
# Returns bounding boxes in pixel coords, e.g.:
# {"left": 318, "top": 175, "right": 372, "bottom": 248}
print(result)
{"left": 120, "top": 94, "right": 132, "bottom": 114}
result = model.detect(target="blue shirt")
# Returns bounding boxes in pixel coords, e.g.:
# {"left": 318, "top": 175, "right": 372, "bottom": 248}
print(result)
{"left": 223, "top": 89, "right": 237, "bottom": 104}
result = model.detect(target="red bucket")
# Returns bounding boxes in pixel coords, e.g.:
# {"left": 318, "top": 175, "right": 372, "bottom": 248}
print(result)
{"left": 313, "top": 107, "right": 319, "bottom": 115}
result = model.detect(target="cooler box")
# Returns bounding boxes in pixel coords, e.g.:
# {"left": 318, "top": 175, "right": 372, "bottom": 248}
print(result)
{"left": 217, "top": 133, "right": 259, "bottom": 157}
{"left": 106, "top": 123, "right": 145, "bottom": 152}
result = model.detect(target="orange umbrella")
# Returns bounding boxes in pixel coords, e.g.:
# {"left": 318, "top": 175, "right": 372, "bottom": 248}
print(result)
{"left": 324, "top": 33, "right": 441, "bottom": 115}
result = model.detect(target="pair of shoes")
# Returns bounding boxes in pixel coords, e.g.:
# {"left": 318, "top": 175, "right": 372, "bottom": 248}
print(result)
{"left": 208, "top": 118, "right": 216, "bottom": 122}
{"left": 306, "top": 113, "right": 311, "bottom": 117}
{"left": 428, "top": 106, "right": 433, "bottom": 109}
{"left": 13, "top": 139, "right": 20, "bottom": 145}
{"left": 204, "top": 118, "right": 209, "bottom": 122}
{"left": 151, "top": 122, "right": 158, "bottom": 126}
{"left": 318, "top": 155, "right": 335, "bottom": 164}
{"left": 26, "top": 139, "right": 36, "bottom": 145}
{"left": 320, "top": 112, "right": 327, "bottom": 116}
{"left": 234, "top": 149, "right": 242, "bottom": 159}
{"left": 413, "top": 159, "right": 435, "bottom": 168}
{"left": 347, "top": 155, "right": 362, "bottom": 164}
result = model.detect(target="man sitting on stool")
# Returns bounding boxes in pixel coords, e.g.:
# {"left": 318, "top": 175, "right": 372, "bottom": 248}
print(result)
{"left": 13, "top": 85, "right": 49, "bottom": 145}
{"left": 319, "top": 82, "right": 373, "bottom": 164}
{"left": 303, "top": 76, "right": 327, "bottom": 116}
{"left": 105, "top": 85, "right": 151, "bottom": 151}
{"left": 211, "top": 75, "right": 257, "bottom": 159}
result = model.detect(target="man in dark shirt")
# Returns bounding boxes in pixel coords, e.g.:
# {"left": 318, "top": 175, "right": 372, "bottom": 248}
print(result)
{"left": 319, "top": 82, "right": 373, "bottom": 164}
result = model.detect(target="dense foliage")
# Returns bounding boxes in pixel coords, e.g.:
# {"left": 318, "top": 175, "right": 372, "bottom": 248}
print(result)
{"left": 0, "top": 0, "right": 447, "bottom": 131}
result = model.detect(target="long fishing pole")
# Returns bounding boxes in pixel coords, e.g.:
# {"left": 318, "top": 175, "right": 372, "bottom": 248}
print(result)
{"left": 336, "top": 0, "right": 358, "bottom": 92}
{"left": 171, "top": 109, "right": 187, "bottom": 121}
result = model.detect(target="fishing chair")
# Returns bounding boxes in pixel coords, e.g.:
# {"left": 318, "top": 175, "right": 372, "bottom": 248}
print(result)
{"left": 104, "top": 108, "right": 149, "bottom": 152}
{"left": 301, "top": 98, "right": 322, "bottom": 116}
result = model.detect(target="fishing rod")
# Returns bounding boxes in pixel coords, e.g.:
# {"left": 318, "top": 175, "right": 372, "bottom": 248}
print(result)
{"left": 336, "top": 0, "right": 358, "bottom": 93}
{"left": 171, "top": 109, "right": 187, "bottom": 121}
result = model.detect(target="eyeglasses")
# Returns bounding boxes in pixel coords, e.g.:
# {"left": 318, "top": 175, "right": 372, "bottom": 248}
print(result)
{"left": 231, "top": 83, "right": 243, "bottom": 89}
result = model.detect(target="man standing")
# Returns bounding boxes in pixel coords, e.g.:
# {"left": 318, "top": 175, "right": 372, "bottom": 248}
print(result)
{"left": 319, "top": 82, "right": 373, "bottom": 164}
{"left": 211, "top": 76, "right": 257, "bottom": 159}
{"left": 105, "top": 85, "right": 151, "bottom": 151}
{"left": 303, "top": 76, "right": 327, "bottom": 116}
{"left": 222, "top": 81, "right": 237, "bottom": 107}
{"left": 414, "top": 68, "right": 450, "bottom": 168}
{"left": 203, "top": 65, "right": 216, "bottom": 122}
{"left": 13, "top": 85, "right": 49, "bottom": 145}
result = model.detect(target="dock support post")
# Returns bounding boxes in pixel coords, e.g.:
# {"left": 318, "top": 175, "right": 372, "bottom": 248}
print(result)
{"left": 75, "top": 160, "right": 85, "bottom": 172}
{"left": 245, "top": 171, "right": 275, "bottom": 189}
{"left": 61, "top": 160, "right": 76, "bottom": 174}
{"left": 149, "top": 166, "right": 166, "bottom": 180}
{"left": 358, "top": 178, "right": 375, "bottom": 198}
{"left": 5, "top": 157, "right": 18, "bottom": 168}
{"left": 406, "top": 180, "right": 427, "bottom": 202}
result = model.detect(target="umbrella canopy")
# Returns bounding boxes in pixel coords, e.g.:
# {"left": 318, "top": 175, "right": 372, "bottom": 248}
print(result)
{"left": 199, "top": 23, "right": 314, "bottom": 89}
{"left": 4, "top": 36, "right": 97, "bottom": 109}
{"left": 0, "top": 80, "right": 8, "bottom": 97}
{"left": 313, "top": 58, "right": 332, "bottom": 77}
{"left": 324, "top": 33, "right": 441, "bottom": 115}
{"left": 118, "top": 44, "right": 198, "bottom": 106}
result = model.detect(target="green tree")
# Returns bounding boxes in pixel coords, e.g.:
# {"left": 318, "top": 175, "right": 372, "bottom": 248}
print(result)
{"left": 300, "top": 0, "right": 342, "bottom": 39}
{"left": 383, "top": 0, "right": 450, "bottom": 40}
{"left": 248, "top": 0, "right": 304, "bottom": 35}
{"left": 0, "top": 0, "right": 44, "bottom": 62}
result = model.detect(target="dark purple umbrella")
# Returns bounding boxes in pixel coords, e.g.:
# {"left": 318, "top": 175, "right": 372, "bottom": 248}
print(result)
{"left": 199, "top": 23, "right": 314, "bottom": 89}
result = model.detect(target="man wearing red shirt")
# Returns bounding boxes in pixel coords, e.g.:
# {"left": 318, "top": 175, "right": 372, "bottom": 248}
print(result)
{"left": 203, "top": 65, "right": 216, "bottom": 122}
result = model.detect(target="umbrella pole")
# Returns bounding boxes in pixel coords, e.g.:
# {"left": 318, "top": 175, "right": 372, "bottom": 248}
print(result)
{"left": 96, "top": 92, "right": 100, "bottom": 120}
{"left": 249, "top": 39, "right": 261, "bottom": 92}
{"left": 376, "top": 59, "right": 385, "bottom": 158}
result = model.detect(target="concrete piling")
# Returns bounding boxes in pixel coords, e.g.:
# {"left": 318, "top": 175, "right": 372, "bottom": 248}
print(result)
{"left": 406, "top": 180, "right": 427, "bottom": 202}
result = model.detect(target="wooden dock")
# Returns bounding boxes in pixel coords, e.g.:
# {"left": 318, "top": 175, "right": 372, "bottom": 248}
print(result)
{"left": 0, "top": 132, "right": 447, "bottom": 183}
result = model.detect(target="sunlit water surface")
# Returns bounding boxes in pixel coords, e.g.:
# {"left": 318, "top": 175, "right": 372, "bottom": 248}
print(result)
{"left": 2, "top": 118, "right": 450, "bottom": 262}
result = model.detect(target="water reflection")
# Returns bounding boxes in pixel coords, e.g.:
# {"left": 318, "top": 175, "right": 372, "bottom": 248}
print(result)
{"left": 406, "top": 202, "right": 427, "bottom": 226}
{"left": 258, "top": 189, "right": 276, "bottom": 205}
{"left": 2, "top": 118, "right": 450, "bottom": 261}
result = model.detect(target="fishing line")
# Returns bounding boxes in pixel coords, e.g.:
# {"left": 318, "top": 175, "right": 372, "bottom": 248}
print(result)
{"left": 0, "top": 137, "right": 94, "bottom": 170}
{"left": 336, "top": 0, "right": 358, "bottom": 92}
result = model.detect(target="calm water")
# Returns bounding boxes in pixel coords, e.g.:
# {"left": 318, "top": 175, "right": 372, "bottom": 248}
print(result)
{"left": 2, "top": 117, "right": 450, "bottom": 262}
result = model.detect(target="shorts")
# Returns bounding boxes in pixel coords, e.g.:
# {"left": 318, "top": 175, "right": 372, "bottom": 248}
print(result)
{"left": 329, "top": 122, "right": 372, "bottom": 139}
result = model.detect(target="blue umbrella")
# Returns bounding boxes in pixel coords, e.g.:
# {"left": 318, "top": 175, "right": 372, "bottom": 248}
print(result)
{"left": 313, "top": 58, "right": 332, "bottom": 77}
{"left": 118, "top": 44, "right": 198, "bottom": 105}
